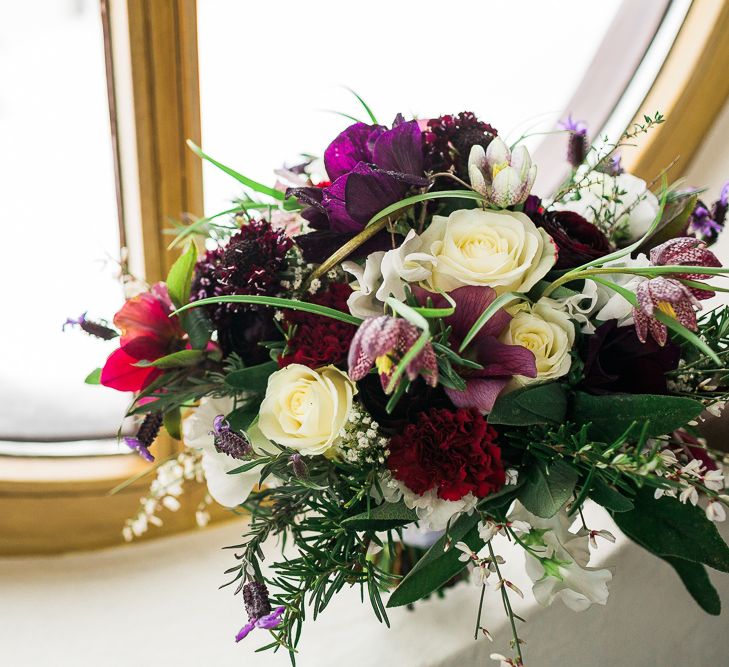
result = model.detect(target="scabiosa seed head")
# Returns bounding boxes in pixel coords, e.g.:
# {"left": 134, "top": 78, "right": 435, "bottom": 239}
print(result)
{"left": 63, "top": 313, "right": 118, "bottom": 340}
{"left": 123, "top": 411, "right": 163, "bottom": 461}
{"left": 210, "top": 415, "right": 251, "bottom": 460}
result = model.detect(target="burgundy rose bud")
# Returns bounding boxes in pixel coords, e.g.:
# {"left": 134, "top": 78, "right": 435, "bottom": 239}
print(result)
{"left": 537, "top": 211, "right": 611, "bottom": 269}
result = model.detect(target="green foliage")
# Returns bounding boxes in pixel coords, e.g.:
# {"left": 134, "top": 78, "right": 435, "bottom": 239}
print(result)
{"left": 588, "top": 478, "right": 634, "bottom": 513}
{"left": 571, "top": 391, "right": 704, "bottom": 441}
{"left": 489, "top": 383, "right": 568, "bottom": 426}
{"left": 163, "top": 408, "right": 182, "bottom": 440}
{"left": 84, "top": 368, "right": 101, "bottom": 385}
{"left": 135, "top": 349, "right": 206, "bottom": 369}
{"left": 225, "top": 360, "right": 278, "bottom": 393}
{"left": 459, "top": 292, "right": 523, "bottom": 352}
{"left": 518, "top": 460, "right": 578, "bottom": 518}
{"left": 342, "top": 500, "right": 418, "bottom": 531}
{"left": 663, "top": 556, "right": 721, "bottom": 615}
{"left": 166, "top": 241, "right": 197, "bottom": 309}
{"left": 226, "top": 404, "right": 259, "bottom": 433}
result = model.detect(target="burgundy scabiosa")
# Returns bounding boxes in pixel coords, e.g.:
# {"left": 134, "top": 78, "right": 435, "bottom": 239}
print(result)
{"left": 278, "top": 282, "right": 357, "bottom": 369}
{"left": 423, "top": 111, "right": 498, "bottom": 178}
{"left": 387, "top": 407, "right": 505, "bottom": 502}
{"left": 348, "top": 315, "right": 438, "bottom": 393}
{"left": 191, "top": 218, "right": 292, "bottom": 362}
{"left": 235, "top": 581, "right": 285, "bottom": 642}
{"left": 633, "top": 277, "right": 699, "bottom": 346}
{"left": 649, "top": 237, "right": 721, "bottom": 300}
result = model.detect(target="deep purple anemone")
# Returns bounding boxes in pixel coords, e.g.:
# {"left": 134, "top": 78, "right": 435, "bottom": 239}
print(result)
{"left": 289, "top": 116, "right": 427, "bottom": 262}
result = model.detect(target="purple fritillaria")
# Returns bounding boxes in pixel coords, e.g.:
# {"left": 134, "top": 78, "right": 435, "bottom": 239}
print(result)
{"left": 633, "top": 277, "right": 699, "bottom": 346}
{"left": 649, "top": 237, "right": 721, "bottom": 300}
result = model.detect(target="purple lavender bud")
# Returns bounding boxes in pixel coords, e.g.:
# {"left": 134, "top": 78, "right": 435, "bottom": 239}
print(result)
{"left": 210, "top": 415, "right": 251, "bottom": 460}
{"left": 559, "top": 115, "right": 588, "bottom": 168}
{"left": 289, "top": 453, "right": 308, "bottom": 479}
{"left": 123, "top": 411, "right": 163, "bottom": 461}
{"left": 711, "top": 181, "right": 729, "bottom": 227}
{"left": 63, "top": 313, "right": 118, "bottom": 340}
{"left": 243, "top": 581, "right": 272, "bottom": 621}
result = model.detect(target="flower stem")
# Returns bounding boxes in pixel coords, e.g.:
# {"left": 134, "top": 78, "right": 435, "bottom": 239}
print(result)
{"left": 488, "top": 541, "right": 524, "bottom": 665}
{"left": 474, "top": 582, "right": 486, "bottom": 640}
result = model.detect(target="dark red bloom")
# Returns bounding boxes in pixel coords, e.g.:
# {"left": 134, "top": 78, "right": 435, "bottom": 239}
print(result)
{"left": 387, "top": 407, "right": 505, "bottom": 502}
{"left": 581, "top": 320, "right": 680, "bottom": 395}
{"left": 423, "top": 111, "right": 498, "bottom": 178}
{"left": 536, "top": 210, "right": 610, "bottom": 269}
{"left": 278, "top": 283, "right": 357, "bottom": 369}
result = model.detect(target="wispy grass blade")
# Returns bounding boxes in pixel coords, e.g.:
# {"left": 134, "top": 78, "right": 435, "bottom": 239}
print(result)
{"left": 344, "top": 87, "right": 378, "bottom": 124}
{"left": 459, "top": 292, "right": 523, "bottom": 353}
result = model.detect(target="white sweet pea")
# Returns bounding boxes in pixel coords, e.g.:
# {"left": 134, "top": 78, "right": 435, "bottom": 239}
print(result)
{"left": 510, "top": 501, "right": 613, "bottom": 612}
{"left": 501, "top": 299, "right": 575, "bottom": 385}
{"left": 182, "top": 396, "right": 272, "bottom": 508}
{"left": 417, "top": 208, "right": 556, "bottom": 294}
{"left": 469, "top": 138, "right": 537, "bottom": 208}
{"left": 587, "top": 253, "right": 651, "bottom": 325}
{"left": 550, "top": 282, "right": 599, "bottom": 334}
{"left": 342, "top": 229, "right": 435, "bottom": 318}
{"left": 555, "top": 172, "right": 659, "bottom": 243}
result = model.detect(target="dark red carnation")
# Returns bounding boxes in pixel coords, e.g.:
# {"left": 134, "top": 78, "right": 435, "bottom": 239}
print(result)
{"left": 278, "top": 283, "right": 357, "bottom": 369}
{"left": 387, "top": 408, "right": 505, "bottom": 502}
{"left": 535, "top": 210, "right": 610, "bottom": 269}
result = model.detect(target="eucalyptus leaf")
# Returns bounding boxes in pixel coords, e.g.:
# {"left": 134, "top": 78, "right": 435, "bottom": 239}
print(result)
{"left": 488, "top": 383, "right": 567, "bottom": 426}
{"left": 518, "top": 459, "right": 578, "bottom": 518}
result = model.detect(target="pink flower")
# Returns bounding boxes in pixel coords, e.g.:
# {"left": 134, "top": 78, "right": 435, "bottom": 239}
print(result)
{"left": 416, "top": 286, "right": 536, "bottom": 412}
{"left": 650, "top": 237, "right": 721, "bottom": 300}
{"left": 633, "top": 277, "right": 699, "bottom": 346}
{"left": 348, "top": 316, "right": 438, "bottom": 393}
{"left": 100, "top": 284, "right": 183, "bottom": 392}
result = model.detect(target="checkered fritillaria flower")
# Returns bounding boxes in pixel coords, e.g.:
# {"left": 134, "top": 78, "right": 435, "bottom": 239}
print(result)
{"left": 649, "top": 237, "right": 721, "bottom": 300}
{"left": 633, "top": 277, "right": 699, "bottom": 346}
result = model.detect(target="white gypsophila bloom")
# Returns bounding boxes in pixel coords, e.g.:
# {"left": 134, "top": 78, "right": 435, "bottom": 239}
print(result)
{"left": 183, "top": 396, "right": 272, "bottom": 508}
{"left": 554, "top": 172, "right": 660, "bottom": 243}
{"left": 342, "top": 229, "right": 435, "bottom": 318}
{"left": 509, "top": 501, "right": 612, "bottom": 612}
{"left": 380, "top": 471, "right": 478, "bottom": 531}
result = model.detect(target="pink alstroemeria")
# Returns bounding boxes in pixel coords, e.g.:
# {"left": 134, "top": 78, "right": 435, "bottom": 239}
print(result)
{"left": 100, "top": 283, "right": 184, "bottom": 392}
{"left": 633, "top": 277, "right": 699, "bottom": 346}
{"left": 348, "top": 315, "right": 438, "bottom": 393}
{"left": 416, "top": 286, "right": 537, "bottom": 412}
{"left": 650, "top": 237, "right": 721, "bottom": 300}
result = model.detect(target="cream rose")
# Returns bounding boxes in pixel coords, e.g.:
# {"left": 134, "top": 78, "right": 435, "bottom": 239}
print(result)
{"left": 418, "top": 208, "right": 556, "bottom": 294}
{"left": 258, "top": 364, "right": 356, "bottom": 456}
{"left": 501, "top": 300, "right": 575, "bottom": 385}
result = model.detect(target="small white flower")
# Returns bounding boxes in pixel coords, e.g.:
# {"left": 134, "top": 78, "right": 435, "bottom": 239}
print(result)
{"left": 589, "top": 529, "right": 616, "bottom": 550}
{"left": 505, "top": 468, "right": 519, "bottom": 485}
{"left": 679, "top": 485, "right": 699, "bottom": 506}
{"left": 704, "top": 469, "right": 725, "bottom": 492}
{"left": 161, "top": 495, "right": 181, "bottom": 512}
{"left": 455, "top": 541, "right": 475, "bottom": 562}
{"left": 706, "top": 501, "right": 727, "bottom": 522}
{"left": 681, "top": 459, "right": 703, "bottom": 477}
{"left": 470, "top": 563, "right": 491, "bottom": 586}
{"left": 707, "top": 401, "right": 726, "bottom": 418}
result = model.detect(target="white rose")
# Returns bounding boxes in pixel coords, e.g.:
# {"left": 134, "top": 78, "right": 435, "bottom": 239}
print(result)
{"left": 417, "top": 208, "right": 556, "bottom": 294}
{"left": 258, "top": 364, "right": 356, "bottom": 456}
{"left": 555, "top": 172, "right": 659, "bottom": 243}
{"left": 182, "top": 396, "right": 273, "bottom": 508}
{"left": 501, "top": 299, "right": 575, "bottom": 385}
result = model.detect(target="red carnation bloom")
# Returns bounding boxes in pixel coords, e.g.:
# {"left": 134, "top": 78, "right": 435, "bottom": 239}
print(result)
{"left": 387, "top": 408, "right": 505, "bottom": 502}
{"left": 278, "top": 283, "right": 357, "bottom": 369}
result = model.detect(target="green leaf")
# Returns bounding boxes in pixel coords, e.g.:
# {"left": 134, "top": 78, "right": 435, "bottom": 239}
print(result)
{"left": 181, "top": 308, "right": 213, "bottom": 349}
{"left": 488, "top": 383, "right": 568, "bottom": 426}
{"left": 135, "top": 349, "right": 205, "bottom": 369}
{"left": 225, "top": 361, "right": 278, "bottom": 393}
{"left": 345, "top": 86, "right": 378, "bottom": 124}
{"left": 588, "top": 478, "right": 634, "bottom": 513}
{"left": 571, "top": 391, "right": 704, "bottom": 442}
{"left": 664, "top": 556, "right": 721, "bottom": 615}
{"left": 518, "top": 459, "right": 578, "bottom": 518}
{"left": 612, "top": 488, "right": 729, "bottom": 573}
{"left": 166, "top": 241, "right": 197, "bottom": 309}
{"left": 187, "top": 140, "right": 286, "bottom": 201}
{"left": 638, "top": 194, "right": 698, "bottom": 252}
{"left": 226, "top": 404, "right": 259, "bottom": 433}
{"left": 84, "top": 368, "right": 102, "bottom": 385}
{"left": 387, "top": 512, "right": 482, "bottom": 608}
{"left": 459, "top": 292, "right": 524, "bottom": 352}
{"left": 174, "top": 294, "right": 361, "bottom": 326}
{"left": 163, "top": 408, "right": 182, "bottom": 440}
{"left": 342, "top": 501, "right": 418, "bottom": 531}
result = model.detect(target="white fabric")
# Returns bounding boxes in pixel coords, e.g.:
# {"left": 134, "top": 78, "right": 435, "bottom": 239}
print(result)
{"left": 2, "top": 503, "right": 728, "bottom": 666}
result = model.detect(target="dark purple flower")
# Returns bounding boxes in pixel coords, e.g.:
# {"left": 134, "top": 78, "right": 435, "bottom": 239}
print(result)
{"left": 210, "top": 415, "right": 251, "bottom": 460}
{"left": 688, "top": 182, "right": 729, "bottom": 245}
{"left": 416, "top": 287, "right": 536, "bottom": 412}
{"left": 348, "top": 316, "right": 438, "bottom": 394}
{"left": 63, "top": 313, "right": 118, "bottom": 340}
{"left": 559, "top": 115, "right": 588, "bottom": 168}
{"left": 581, "top": 320, "right": 680, "bottom": 395}
{"left": 289, "top": 118, "right": 427, "bottom": 263}
{"left": 289, "top": 453, "right": 308, "bottom": 479}
{"left": 649, "top": 237, "right": 721, "bottom": 300}
{"left": 123, "top": 411, "right": 163, "bottom": 462}
{"left": 634, "top": 277, "right": 699, "bottom": 346}
{"left": 236, "top": 581, "right": 285, "bottom": 642}
{"left": 535, "top": 210, "right": 610, "bottom": 269}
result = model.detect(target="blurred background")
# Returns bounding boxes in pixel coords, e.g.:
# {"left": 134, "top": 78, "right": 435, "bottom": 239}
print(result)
{"left": 2, "top": 0, "right": 729, "bottom": 665}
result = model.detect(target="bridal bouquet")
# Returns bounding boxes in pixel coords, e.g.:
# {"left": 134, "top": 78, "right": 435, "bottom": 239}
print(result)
{"left": 69, "top": 101, "right": 729, "bottom": 665}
